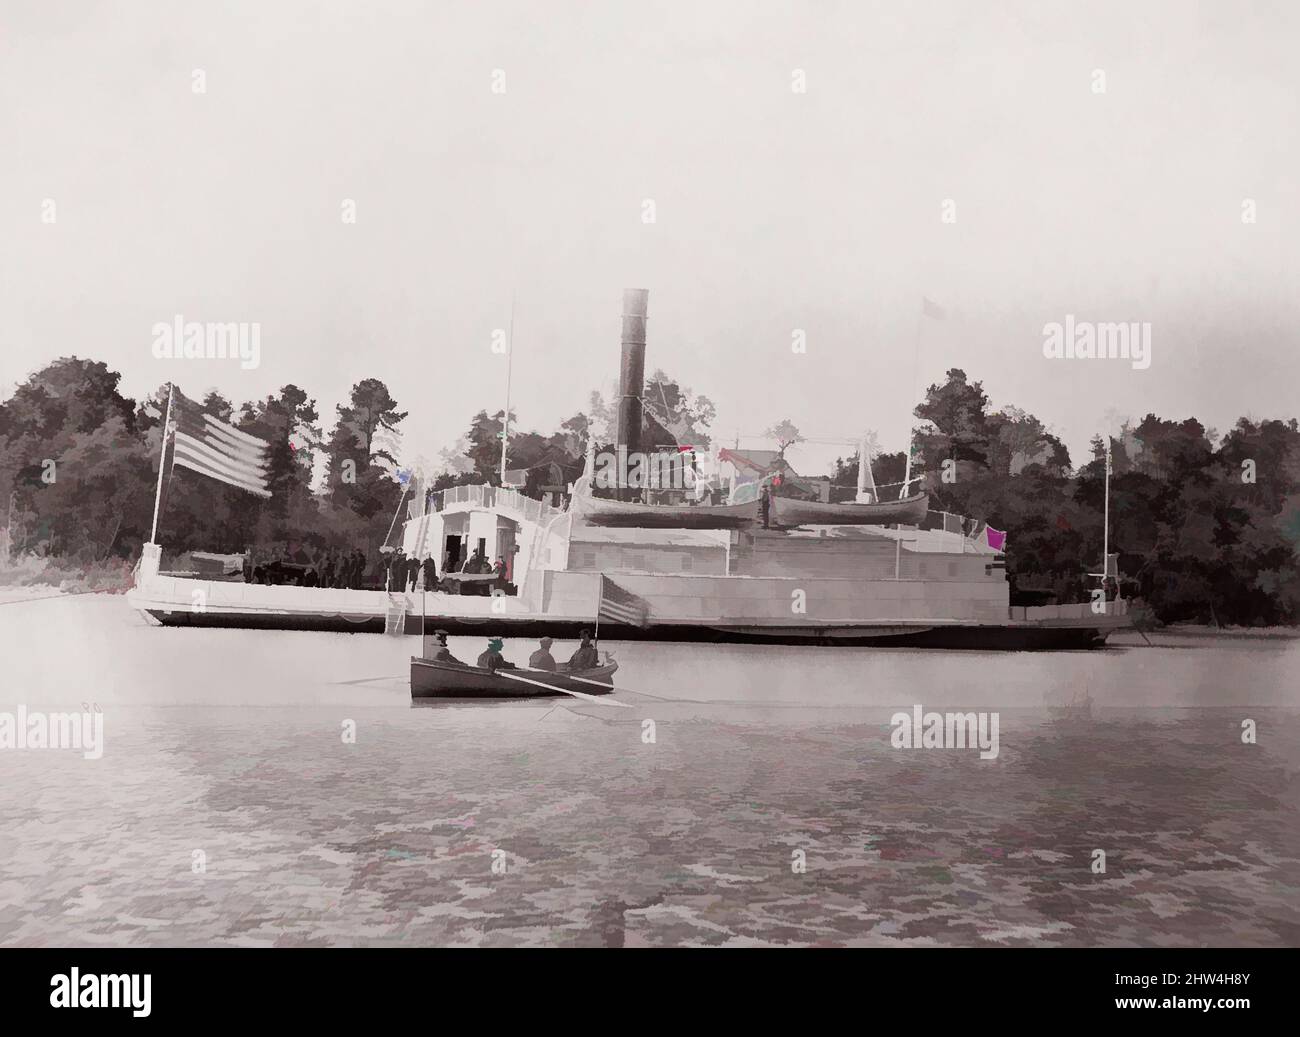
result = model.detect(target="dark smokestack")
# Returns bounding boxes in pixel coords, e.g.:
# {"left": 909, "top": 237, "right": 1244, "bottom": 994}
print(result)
{"left": 615, "top": 288, "right": 649, "bottom": 468}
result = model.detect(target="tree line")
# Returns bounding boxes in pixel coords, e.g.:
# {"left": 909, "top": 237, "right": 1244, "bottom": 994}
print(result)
{"left": 0, "top": 358, "right": 713, "bottom": 572}
{"left": 830, "top": 369, "right": 1300, "bottom": 625}
{"left": 2, "top": 357, "right": 1297, "bottom": 625}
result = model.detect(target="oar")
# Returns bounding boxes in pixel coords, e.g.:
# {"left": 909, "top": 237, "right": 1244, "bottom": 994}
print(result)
{"left": 521, "top": 665, "right": 632, "bottom": 694}
{"left": 497, "top": 669, "right": 631, "bottom": 708}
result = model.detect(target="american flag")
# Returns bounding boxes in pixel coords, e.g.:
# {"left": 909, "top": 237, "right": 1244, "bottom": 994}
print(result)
{"left": 597, "top": 575, "right": 650, "bottom": 628}
{"left": 170, "top": 388, "right": 271, "bottom": 498}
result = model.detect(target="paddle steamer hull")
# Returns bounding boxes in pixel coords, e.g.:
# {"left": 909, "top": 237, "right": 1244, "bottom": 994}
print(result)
{"left": 128, "top": 485, "right": 1133, "bottom": 651}
{"left": 133, "top": 587, "right": 1127, "bottom": 650}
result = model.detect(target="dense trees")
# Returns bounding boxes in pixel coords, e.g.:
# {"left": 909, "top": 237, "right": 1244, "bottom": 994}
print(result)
{"left": 0, "top": 359, "right": 154, "bottom": 561}
{"left": 904, "top": 369, "right": 1300, "bottom": 624}
{"left": 2, "top": 358, "right": 1297, "bottom": 626}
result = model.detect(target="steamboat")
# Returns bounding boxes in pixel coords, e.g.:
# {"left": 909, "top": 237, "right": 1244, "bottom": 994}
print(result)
{"left": 127, "top": 290, "right": 1130, "bottom": 649}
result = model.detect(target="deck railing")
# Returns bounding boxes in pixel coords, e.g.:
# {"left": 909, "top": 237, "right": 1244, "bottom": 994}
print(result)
{"left": 414, "top": 484, "right": 564, "bottom": 525}
{"left": 408, "top": 483, "right": 997, "bottom": 554}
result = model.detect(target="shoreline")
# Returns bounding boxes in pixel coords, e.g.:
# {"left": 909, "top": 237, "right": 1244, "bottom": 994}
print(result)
{"left": 1142, "top": 623, "right": 1300, "bottom": 640}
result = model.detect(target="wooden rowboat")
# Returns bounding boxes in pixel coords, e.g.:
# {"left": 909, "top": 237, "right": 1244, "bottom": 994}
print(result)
{"left": 410, "top": 657, "right": 619, "bottom": 699}
{"left": 772, "top": 491, "right": 930, "bottom": 527}
{"left": 570, "top": 493, "right": 759, "bottom": 529}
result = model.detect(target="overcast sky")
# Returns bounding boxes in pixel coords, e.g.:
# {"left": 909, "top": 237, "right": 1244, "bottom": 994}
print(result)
{"left": 3, "top": 0, "right": 1298, "bottom": 478}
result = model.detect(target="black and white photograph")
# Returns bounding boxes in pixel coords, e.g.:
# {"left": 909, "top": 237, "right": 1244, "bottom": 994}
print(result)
{"left": 0, "top": 0, "right": 1296, "bottom": 1017}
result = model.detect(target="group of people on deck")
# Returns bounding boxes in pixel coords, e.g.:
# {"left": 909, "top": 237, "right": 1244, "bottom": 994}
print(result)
{"left": 239, "top": 544, "right": 513, "bottom": 591}
{"left": 385, "top": 549, "right": 440, "bottom": 592}
{"left": 244, "top": 546, "right": 369, "bottom": 588}
{"left": 426, "top": 630, "right": 600, "bottom": 672}
{"left": 448, "top": 547, "right": 507, "bottom": 578}
{"left": 381, "top": 547, "right": 511, "bottom": 594}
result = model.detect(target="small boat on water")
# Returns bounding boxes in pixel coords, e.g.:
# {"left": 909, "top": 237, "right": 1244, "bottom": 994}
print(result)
{"left": 410, "top": 657, "right": 619, "bottom": 699}
{"left": 771, "top": 491, "right": 930, "bottom": 527}
{"left": 571, "top": 492, "right": 759, "bottom": 529}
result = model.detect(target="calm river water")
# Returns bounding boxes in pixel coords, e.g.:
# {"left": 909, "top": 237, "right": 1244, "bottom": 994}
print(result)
{"left": 1, "top": 594, "right": 1297, "bottom": 946}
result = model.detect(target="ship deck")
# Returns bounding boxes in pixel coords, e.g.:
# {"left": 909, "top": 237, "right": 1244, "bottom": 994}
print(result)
{"left": 127, "top": 576, "right": 1130, "bottom": 650}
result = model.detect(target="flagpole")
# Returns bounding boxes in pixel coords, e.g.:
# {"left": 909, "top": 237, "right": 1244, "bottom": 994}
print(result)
{"left": 900, "top": 304, "right": 924, "bottom": 500}
{"left": 148, "top": 383, "right": 174, "bottom": 545}
{"left": 1089, "top": 437, "right": 1113, "bottom": 598}
{"left": 500, "top": 295, "right": 515, "bottom": 486}
{"left": 1102, "top": 438, "right": 1111, "bottom": 588}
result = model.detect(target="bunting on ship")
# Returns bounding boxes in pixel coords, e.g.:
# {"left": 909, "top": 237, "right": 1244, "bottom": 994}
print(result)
{"left": 170, "top": 388, "right": 272, "bottom": 498}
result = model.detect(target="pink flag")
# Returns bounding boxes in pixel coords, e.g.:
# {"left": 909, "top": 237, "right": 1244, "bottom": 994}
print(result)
{"left": 985, "top": 526, "right": 1006, "bottom": 552}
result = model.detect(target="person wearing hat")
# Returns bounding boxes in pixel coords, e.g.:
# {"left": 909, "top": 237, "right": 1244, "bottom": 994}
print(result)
{"left": 528, "top": 637, "right": 557, "bottom": 671}
{"left": 476, "top": 636, "right": 516, "bottom": 672}
{"left": 428, "top": 630, "right": 463, "bottom": 665}
{"left": 567, "top": 629, "right": 599, "bottom": 671}
{"left": 387, "top": 548, "right": 406, "bottom": 591}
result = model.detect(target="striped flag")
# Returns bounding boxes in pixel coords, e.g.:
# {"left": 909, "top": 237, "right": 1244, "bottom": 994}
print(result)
{"left": 597, "top": 575, "right": 650, "bottom": 628}
{"left": 171, "top": 389, "right": 272, "bottom": 498}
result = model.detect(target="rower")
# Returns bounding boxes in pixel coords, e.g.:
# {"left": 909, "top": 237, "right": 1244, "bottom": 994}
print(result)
{"left": 427, "top": 630, "right": 463, "bottom": 665}
{"left": 476, "top": 637, "right": 516, "bottom": 672}
{"left": 567, "top": 629, "right": 599, "bottom": 671}
{"left": 528, "top": 637, "right": 557, "bottom": 671}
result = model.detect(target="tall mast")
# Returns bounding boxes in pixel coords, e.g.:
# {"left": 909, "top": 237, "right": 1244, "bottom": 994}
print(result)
{"left": 900, "top": 302, "right": 925, "bottom": 499}
{"left": 1090, "top": 436, "right": 1113, "bottom": 595}
{"left": 499, "top": 295, "right": 515, "bottom": 486}
{"left": 1102, "top": 437, "right": 1111, "bottom": 583}
{"left": 148, "top": 383, "right": 174, "bottom": 545}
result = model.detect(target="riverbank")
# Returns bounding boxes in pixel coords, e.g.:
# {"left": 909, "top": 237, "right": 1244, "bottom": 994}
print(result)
{"left": 1159, "top": 623, "right": 1300, "bottom": 639}
{"left": 0, "top": 556, "right": 134, "bottom": 602}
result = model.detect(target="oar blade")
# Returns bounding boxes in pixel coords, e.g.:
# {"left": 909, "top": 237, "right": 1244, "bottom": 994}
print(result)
{"left": 497, "top": 669, "right": 631, "bottom": 708}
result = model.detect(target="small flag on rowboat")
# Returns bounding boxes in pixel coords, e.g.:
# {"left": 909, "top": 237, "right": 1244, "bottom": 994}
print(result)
{"left": 597, "top": 575, "right": 650, "bottom": 628}
{"left": 170, "top": 388, "right": 272, "bottom": 498}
